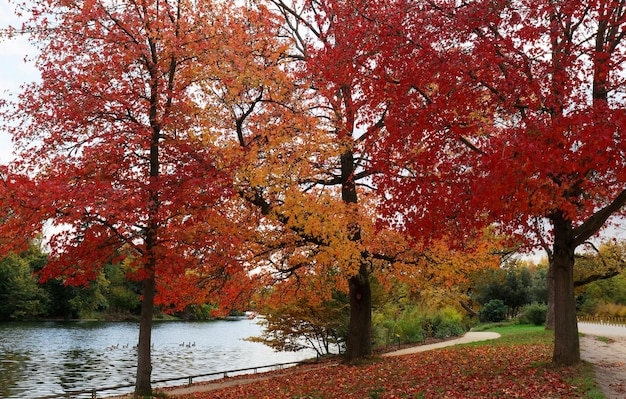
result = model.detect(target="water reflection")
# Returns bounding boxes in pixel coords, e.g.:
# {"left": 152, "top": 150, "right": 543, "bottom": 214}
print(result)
{"left": 0, "top": 348, "right": 29, "bottom": 397}
{"left": 0, "top": 319, "right": 316, "bottom": 398}
{"left": 60, "top": 348, "right": 101, "bottom": 389}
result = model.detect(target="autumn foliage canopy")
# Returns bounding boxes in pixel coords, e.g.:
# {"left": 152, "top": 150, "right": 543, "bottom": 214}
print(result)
{"left": 0, "top": 0, "right": 624, "bottom": 394}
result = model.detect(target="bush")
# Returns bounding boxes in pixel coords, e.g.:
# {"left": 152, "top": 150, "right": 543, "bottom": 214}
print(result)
{"left": 520, "top": 303, "right": 547, "bottom": 325}
{"left": 397, "top": 316, "right": 425, "bottom": 343}
{"left": 594, "top": 302, "right": 626, "bottom": 318}
{"left": 374, "top": 307, "right": 425, "bottom": 345}
{"left": 479, "top": 299, "right": 507, "bottom": 322}
{"left": 432, "top": 306, "right": 466, "bottom": 338}
{"left": 372, "top": 305, "right": 469, "bottom": 346}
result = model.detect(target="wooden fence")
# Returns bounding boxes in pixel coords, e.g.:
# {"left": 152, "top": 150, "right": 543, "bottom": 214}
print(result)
{"left": 577, "top": 315, "right": 626, "bottom": 327}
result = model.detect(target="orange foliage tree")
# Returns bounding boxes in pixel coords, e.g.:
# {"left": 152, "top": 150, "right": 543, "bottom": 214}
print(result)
{"left": 197, "top": 0, "right": 503, "bottom": 361}
{"left": 249, "top": 0, "right": 401, "bottom": 361}
{"left": 191, "top": 0, "right": 380, "bottom": 361}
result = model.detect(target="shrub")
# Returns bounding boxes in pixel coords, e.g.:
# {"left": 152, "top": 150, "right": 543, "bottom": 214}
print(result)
{"left": 594, "top": 302, "right": 626, "bottom": 317}
{"left": 432, "top": 306, "right": 466, "bottom": 338}
{"left": 520, "top": 303, "right": 547, "bottom": 325}
{"left": 479, "top": 299, "right": 507, "bottom": 322}
{"left": 376, "top": 307, "right": 425, "bottom": 345}
{"left": 372, "top": 305, "right": 469, "bottom": 346}
{"left": 397, "top": 319, "right": 425, "bottom": 343}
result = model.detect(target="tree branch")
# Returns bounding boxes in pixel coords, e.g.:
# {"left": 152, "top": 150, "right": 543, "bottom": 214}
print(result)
{"left": 573, "top": 189, "right": 626, "bottom": 247}
{"left": 574, "top": 269, "right": 621, "bottom": 287}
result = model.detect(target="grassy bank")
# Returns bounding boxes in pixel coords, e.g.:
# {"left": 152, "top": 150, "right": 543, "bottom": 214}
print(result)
{"left": 173, "top": 324, "right": 604, "bottom": 399}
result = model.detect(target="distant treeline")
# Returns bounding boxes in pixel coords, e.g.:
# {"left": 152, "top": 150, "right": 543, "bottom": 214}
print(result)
{"left": 0, "top": 243, "right": 221, "bottom": 321}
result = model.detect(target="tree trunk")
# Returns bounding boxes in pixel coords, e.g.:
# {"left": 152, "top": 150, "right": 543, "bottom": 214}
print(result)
{"left": 339, "top": 147, "right": 373, "bottom": 361}
{"left": 459, "top": 300, "right": 480, "bottom": 318}
{"left": 134, "top": 272, "right": 156, "bottom": 397}
{"left": 551, "top": 214, "right": 580, "bottom": 366}
{"left": 344, "top": 263, "right": 372, "bottom": 361}
{"left": 545, "top": 260, "right": 555, "bottom": 330}
{"left": 135, "top": 92, "right": 161, "bottom": 396}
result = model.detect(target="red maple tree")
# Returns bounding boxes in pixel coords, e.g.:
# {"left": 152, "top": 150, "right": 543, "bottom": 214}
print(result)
{"left": 0, "top": 0, "right": 270, "bottom": 395}
{"left": 357, "top": 0, "right": 625, "bottom": 366}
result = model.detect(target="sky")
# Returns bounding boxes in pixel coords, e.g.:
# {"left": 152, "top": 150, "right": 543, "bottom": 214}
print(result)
{"left": 0, "top": 0, "right": 38, "bottom": 164}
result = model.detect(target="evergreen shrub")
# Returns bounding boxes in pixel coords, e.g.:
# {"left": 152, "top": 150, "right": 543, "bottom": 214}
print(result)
{"left": 520, "top": 303, "right": 547, "bottom": 325}
{"left": 479, "top": 299, "right": 507, "bottom": 322}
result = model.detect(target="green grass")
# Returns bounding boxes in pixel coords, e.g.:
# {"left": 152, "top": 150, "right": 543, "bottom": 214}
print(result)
{"left": 569, "top": 362, "right": 607, "bottom": 399}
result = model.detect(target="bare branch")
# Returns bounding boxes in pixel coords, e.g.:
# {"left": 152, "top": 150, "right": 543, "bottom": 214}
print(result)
{"left": 573, "top": 189, "right": 626, "bottom": 247}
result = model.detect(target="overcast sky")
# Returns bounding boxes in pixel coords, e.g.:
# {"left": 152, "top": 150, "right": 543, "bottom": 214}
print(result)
{"left": 0, "top": 0, "right": 38, "bottom": 164}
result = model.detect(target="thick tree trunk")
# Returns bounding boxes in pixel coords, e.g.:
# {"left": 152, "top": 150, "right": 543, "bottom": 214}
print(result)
{"left": 551, "top": 215, "right": 580, "bottom": 366}
{"left": 545, "top": 261, "right": 555, "bottom": 330}
{"left": 344, "top": 263, "right": 372, "bottom": 361}
{"left": 339, "top": 148, "right": 373, "bottom": 361}
{"left": 134, "top": 273, "right": 156, "bottom": 397}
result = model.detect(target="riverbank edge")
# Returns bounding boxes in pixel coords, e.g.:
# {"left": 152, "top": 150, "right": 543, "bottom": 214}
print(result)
{"left": 5, "top": 313, "right": 251, "bottom": 323}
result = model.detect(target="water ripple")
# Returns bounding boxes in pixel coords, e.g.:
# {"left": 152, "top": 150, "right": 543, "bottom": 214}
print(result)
{"left": 0, "top": 319, "right": 316, "bottom": 398}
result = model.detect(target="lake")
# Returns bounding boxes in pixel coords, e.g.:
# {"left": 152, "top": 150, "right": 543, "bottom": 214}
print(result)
{"left": 0, "top": 318, "right": 317, "bottom": 398}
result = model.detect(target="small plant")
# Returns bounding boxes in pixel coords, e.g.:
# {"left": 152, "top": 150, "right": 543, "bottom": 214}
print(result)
{"left": 396, "top": 315, "right": 425, "bottom": 343}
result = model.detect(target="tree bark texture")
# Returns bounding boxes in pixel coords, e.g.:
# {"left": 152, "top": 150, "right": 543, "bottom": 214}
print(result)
{"left": 545, "top": 261, "right": 555, "bottom": 330}
{"left": 340, "top": 149, "right": 373, "bottom": 360}
{"left": 345, "top": 263, "right": 372, "bottom": 361}
{"left": 551, "top": 214, "right": 580, "bottom": 366}
{"left": 135, "top": 103, "right": 161, "bottom": 396}
{"left": 134, "top": 273, "right": 156, "bottom": 397}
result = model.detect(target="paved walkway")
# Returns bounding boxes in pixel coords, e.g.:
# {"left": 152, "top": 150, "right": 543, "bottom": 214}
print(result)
{"left": 579, "top": 322, "right": 626, "bottom": 399}
{"left": 382, "top": 331, "right": 501, "bottom": 357}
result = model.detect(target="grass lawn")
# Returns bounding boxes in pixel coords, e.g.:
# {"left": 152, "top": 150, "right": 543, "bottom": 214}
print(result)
{"left": 174, "top": 324, "right": 605, "bottom": 399}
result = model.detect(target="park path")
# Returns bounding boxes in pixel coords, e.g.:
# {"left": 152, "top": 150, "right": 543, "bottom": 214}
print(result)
{"left": 579, "top": 322, "right": 626, "bottom": 399}
{"left": 381, "top": 331, "right": 501, "bottom": 356}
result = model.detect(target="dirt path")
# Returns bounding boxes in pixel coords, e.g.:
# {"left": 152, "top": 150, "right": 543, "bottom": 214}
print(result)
{"left": 579, "top": 322, "right": 626, "bottom": 399}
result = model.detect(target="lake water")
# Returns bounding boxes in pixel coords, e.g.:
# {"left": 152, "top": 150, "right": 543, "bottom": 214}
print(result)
{"left": 0, "top": 318, "right": 317, "bottom": 398}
